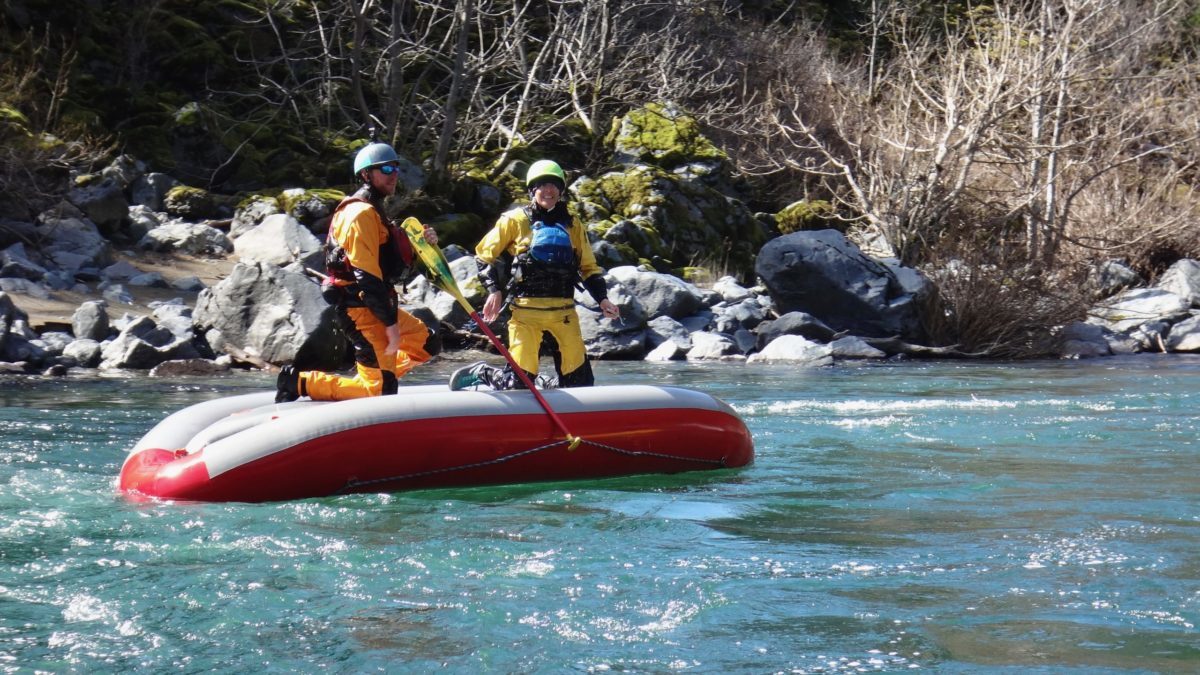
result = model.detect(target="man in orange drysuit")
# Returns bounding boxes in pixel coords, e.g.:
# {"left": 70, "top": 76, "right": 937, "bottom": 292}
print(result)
{"left": 275, "top": 142, "right": 438, "bottom": 402}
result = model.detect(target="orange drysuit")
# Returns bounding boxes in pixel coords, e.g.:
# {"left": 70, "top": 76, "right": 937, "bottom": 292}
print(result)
{"left": 300, "top": 191, "right": 430, "bottom": 400}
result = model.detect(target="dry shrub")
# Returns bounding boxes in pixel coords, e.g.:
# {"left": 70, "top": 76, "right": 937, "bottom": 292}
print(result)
{"left": 1062, "top": 168, "right": 1200, "bottom": 282}
{"left": 920, "top": 234, "right": 1094, "bottom": 359}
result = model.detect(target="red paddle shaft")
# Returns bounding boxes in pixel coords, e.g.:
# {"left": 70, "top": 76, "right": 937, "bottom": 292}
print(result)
{"left": 468, "top": 310, "right": 579, "bottom": 446}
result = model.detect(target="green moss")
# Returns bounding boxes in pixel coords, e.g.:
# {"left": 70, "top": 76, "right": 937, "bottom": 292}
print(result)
{"left": 576, "top": 166, "right": 662, "bottom": 215}
{"left": 776, "top": 199, "right": 835, "bottom": 234}
{"left": 679, "top": 266, "right": 715, "bottom": 286}
{"left": 278, "top": 188, "right": 344, "bottom": 216}
{"left": 173, "top": 102, "right": 202, "bottom": 127}
{"left": 0, "top": 107, "right": 31, "bottom": 136}
{"left": 235, "top": 193, "right": 281, "bottom": 211}
{"left": 613, "top": 242, "right": 639, "bottom": 263}
{"left": 605, "top": 103, "right": 727, "bottom": 167}
{"left": 164, "top": 185, "right": 218, "bottom": 218}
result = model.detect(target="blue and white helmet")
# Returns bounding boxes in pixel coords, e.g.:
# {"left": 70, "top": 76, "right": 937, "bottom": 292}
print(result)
{"left": 353, "top": 142, "right": 399, "bottom": 176}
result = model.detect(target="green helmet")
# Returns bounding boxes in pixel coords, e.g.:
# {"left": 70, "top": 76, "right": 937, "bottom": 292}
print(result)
{"left": 353, "top": 142, "right": 399, "bottom": 176}
{"left": 526, "top": 159, "right": 566, "bottom": 189}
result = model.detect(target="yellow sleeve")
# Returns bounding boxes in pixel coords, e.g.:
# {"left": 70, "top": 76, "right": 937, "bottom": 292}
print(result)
{"left": 475, "top": 211, "right": 523, "bottom": 264}
{"left": 333, "top": 202, "right": 387, "bottom": 279}
{"left": 573, "top": 217, "right": 603, "bottom": 279}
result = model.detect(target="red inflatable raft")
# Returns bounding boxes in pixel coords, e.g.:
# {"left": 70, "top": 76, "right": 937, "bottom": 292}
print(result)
{"left": 119, "top": 384, "right": 754, "bottom": 502}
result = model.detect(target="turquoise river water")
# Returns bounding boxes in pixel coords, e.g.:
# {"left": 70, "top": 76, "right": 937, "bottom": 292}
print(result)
{"left": 1, "top": 356, "right": 1197, "bottom": 673}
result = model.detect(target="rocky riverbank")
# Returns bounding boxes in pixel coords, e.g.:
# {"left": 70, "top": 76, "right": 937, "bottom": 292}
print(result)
{"left": 4, "top": 144, "right": 1200, "bottom": 379}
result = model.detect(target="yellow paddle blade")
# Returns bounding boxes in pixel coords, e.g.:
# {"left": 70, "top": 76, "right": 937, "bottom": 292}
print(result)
{"left": 399, "top": 217, "right": 470, "bottom": 309}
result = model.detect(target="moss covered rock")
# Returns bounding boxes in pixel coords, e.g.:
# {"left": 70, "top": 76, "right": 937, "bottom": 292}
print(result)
{"left": 606, "top": 103, "right": 728, "bottom": 169}
{"left": 776, "top": 199, "right": 836, "bottom": 234}
{"left": 573, "top": 164, "right": 767, "bottom": 280}
{"left": 279, "top": 188, "right": 345, "bottom": 231}
{"left": 164, "top": 185, "right": 223, "bottom": 220}
{"left": 0, "top": 106, "right": 32, "bottom": 138}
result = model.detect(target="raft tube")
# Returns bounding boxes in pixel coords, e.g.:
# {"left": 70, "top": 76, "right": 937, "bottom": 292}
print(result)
{"left": 119, "top": 384, "right": 754, "bottom": 502}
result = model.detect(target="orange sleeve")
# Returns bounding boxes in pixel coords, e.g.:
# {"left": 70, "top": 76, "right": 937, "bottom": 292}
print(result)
{"left": 333, "top": 202, "right": 387, "bottom": 279}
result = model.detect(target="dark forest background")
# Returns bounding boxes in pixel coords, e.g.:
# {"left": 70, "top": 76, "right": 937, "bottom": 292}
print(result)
{"left": 4, "top": 0, "right": 1200, "bottom": 354}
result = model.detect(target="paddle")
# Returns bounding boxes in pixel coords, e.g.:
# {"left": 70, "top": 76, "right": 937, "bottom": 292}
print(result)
{"left": 399, "top": 217, "right": 581, "bottom": 449}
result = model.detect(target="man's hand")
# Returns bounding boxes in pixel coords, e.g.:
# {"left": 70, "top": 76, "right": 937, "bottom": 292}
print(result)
{"left": 482, "top": 290, "right": 504, "bottom": 323}
{"left": 599, "top": 298, "right": 620, "bottom": 321}
{"left": 422, "top": 226, "right": 438, "bottom": 246}
{"left": 384, "top": 324, "right": 401, "bottom": 356}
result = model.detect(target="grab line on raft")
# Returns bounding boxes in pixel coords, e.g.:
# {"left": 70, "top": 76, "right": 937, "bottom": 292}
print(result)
{"left": 333, "top": 438, "right": 729, "bottom": 494}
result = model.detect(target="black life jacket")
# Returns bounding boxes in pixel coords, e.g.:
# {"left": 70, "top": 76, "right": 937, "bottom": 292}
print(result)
{"left": 510, "top": 206, "right": 581, "bottom": 298}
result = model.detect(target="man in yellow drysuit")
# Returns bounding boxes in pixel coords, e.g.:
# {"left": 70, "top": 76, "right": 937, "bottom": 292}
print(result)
{"left": 451, "top": 159, "right": 620, "bottom": 390}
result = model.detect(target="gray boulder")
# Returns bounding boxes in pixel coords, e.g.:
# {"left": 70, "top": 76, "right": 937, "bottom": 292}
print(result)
{"left": 679, "top": 311, "right": 714, "bottom": 333}
{"left": 101, "top": 155, "right": 145, "bottom": 189}
{"left": 405, "top": 255, "right": 487, "bottom": 328}
{"left": 130, "top": 173, "right": 180, "bottom": 212}
{"left": 644, "top": 340, "right": 688, "bottom": 361}
{"left": 646, "top": 315, "right": 692, "bottom": 350}
{"left": 732, "top": 328, "right": 757, "bottom": 354}
{"left": 67, "top": 175, "right": 129, "bottom": 235}
{"left": 713, "top": 298, "right": 768, "bottom": 334}
{"left": 233, "top": 213, "right": 322, "bottom": 268}
{"left": 756, "top": 230, "right": 925, "bottom": 339}
{"left": 102, "top": 284, "right": 134, "bottom": 305}
{"left": 152, "top": 301, "right": 196, "bottom": 341}
{"left": 1166, "top": 313, "right": 1200, "bottom": 352}
{"left": 99, "top": 315, "right": 200, "bottom": 370}
{"left": 1, "top": 220, "right": 39, "bottom": 249}
{"left": 230, "top": 195, "right": 282, "bottom": 239}
{"left": 279, "top": 188, "right": 341, "bottom": 230}
{"left": 1, "top": 243, "right": 47, "bottom": 281}
{"left": 830, "top": 336, "right": 887, "bottom": 359}
{"left": 0, "top": 294, "right": 31, "bottom": 357}
{"left": 1088, "top": 288, "right": 1191, "bottom": 334}
{"left": 579, "top": 306, "right": 647, "bottom": 360}
{"left": 1092, "top": 259, "right": 1142, "bottom": 296}
{"left": 686, "top": 331, "right": 741, "bottom": 360}
{"left": 36, "top": 211, "right": 114, "bottom": 271}
{"left": 755, "top": 311, "right": 838, "bottom": 351}
{"left": 171, "top": 276, "right": 206, "bottom": 292}
{"left": 32, "top": 331, "right": 73, "bottom": 356}
{"left": 748, "top": 334, "right": 834, "bottom": 366}
{"left": 711, "top": 276, "right": 753, "bottom": 303}
{"left": 139, "top": 220, "right": 233, "bottom": 256}
{"left": 576, "top": 274, "right": 649, "bottom": 331}
{"left": 605, "top": 266, "right": 703, "bottom": 320}
{"left": 0, "top": 278, "right": 49, "bottom": 298}
{"left": 102, "top": 260, "right": 143, "bottom": 281}
{"left": 72, "top": 301, "right": 110, "bottom": 341}
{"left": 1056, "top": 321, "right": 1113, "bottom": 358}
{"left": 149, "top": 358, "right": 230, "bottom": 378}
{"left": 63, "top": 338, "right": 103, "bottom": 368}
{"left": 193, "top": 261, "right": 346, "bottom": 369}
{"left": 128, "top": 272, "right": 168, "bottom": 288}
{"left": 2, "top": 332, "right": 46, "bottom": 366}
{"left": 126, "top": 205, "right": 164, "bottom": 241}
{"left": 1156, "top": 259, "right": 1200, "bottom": 307}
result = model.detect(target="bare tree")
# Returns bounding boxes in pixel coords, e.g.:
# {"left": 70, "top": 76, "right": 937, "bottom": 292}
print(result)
{"left": 750, "top": 0, "right": 1197, "bottom": 271}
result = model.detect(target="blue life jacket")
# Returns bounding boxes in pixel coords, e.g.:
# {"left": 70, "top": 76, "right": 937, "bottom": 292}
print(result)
{"left": 511, "top": 216, "right": 580, "bottom": 298}
{"left": 528, "top": 220, "right": 577, "bottom": 267}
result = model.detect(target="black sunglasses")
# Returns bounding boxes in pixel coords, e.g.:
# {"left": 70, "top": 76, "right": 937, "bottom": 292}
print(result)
{"left": 375, "top": 163, "right": 400, "bottom": 175}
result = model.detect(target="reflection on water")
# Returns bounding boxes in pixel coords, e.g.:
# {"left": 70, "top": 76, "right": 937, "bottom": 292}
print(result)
{"left": 1, "top": 356, "right": 1198, "bottom": 672}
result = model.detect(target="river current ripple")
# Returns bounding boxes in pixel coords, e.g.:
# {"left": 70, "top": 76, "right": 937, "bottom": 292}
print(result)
{"left": 1, "top": 356, "right": 1197, "bottom": 673}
